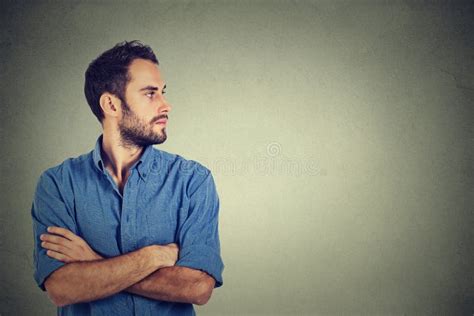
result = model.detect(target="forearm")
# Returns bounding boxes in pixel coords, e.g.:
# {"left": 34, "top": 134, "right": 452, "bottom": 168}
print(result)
{"left": 126, "top": 266, "right": 215, "bottom": 305}
{"left": 45, "top": 245, "right": 161, "bottom": 306}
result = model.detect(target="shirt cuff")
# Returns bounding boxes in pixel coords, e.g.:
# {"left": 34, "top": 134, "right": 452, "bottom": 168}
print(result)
{"left": 34, "top": 257, "right": 66, "bottom": 291}
{"left": 175, "top": 244, "right": 224, "bottom": 288}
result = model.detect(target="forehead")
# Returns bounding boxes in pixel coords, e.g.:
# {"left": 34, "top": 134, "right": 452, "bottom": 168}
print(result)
{"left": 127, "top": 58, "right": 164, "bottom": 88}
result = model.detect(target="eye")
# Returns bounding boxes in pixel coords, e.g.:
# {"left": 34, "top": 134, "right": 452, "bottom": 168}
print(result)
{"left": 145, "top": 91, "right": 155, "bottom": 98}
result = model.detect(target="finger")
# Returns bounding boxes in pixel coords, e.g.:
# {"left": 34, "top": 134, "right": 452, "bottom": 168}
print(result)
{"left": 40, "top": 233, "right": 71, "bottom": 246}
{"left": 47, "top": 226, "right": 80, "bottom": 241}
{"left": 41, "top": 241, "right": 70, "bottom": 255}
{"left": 45, "top": 249, "right": 72, "bottom": 263}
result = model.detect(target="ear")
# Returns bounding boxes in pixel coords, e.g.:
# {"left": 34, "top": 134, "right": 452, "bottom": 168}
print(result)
{"left": 99, "top": 93, "right": 122, "bottom": 119}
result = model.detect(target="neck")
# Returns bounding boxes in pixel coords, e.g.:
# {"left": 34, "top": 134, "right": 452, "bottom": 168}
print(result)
{"left": 101, "top": 127, "right": 144, "bottom": 181}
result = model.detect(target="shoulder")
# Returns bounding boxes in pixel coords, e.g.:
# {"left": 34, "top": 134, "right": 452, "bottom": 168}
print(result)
{"left": 153, "top": 147, "right": 210, "bottom": 176}
{"left": 152, "top": 147, "right": 214, "bottom": 195}
{"left": 38, "top": 151, "right": 93, "bottom": 186}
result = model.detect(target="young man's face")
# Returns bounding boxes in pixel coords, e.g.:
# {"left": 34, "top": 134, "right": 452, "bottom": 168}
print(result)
{"left": 118, "top": 58, "right": 171, "bottom": 147}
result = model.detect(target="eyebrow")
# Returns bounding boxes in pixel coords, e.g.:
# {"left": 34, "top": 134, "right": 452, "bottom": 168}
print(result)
{"left": 139, "top": 84, "right": 166, "bottom": 92}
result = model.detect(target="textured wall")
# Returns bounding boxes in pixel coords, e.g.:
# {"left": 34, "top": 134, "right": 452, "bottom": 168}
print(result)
{"left": 0, "top": 1, "right": 473, "bottom": 315}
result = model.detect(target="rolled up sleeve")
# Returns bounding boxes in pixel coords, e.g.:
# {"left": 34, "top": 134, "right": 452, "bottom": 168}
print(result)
{"left": 176, "top": 171, "right": 224, "bottom": 287}
{"left": 31, "top": 170, "right": 77, "bottom": 291}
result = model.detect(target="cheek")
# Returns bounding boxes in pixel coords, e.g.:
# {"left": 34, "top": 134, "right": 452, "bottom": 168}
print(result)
{"left": 140, "top": 100, "right": 155, "bottom": 115}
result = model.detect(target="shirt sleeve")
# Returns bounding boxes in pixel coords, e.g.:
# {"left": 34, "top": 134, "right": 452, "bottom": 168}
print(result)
{"left": 31, "top": 170, "right": 77, "bottom": 291}
{"left": 175, "top": 171, "right": 224, "bottom": 288}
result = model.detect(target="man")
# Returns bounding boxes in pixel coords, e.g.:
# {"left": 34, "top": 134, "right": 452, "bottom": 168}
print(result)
{"left": 31, "top": 41, "right": 224, "bottom": 315}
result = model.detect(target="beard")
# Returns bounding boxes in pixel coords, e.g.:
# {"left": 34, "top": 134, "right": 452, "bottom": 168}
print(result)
{"left": 118, "top": 100, "right": 168, "bottom": 148}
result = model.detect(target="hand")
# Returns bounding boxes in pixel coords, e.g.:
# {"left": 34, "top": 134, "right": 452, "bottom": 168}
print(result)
{"left": 40, "top": 226, "right": 104, "bottom": 263}
{"left": 152, "top": 243, "right": 179, "bottom": 268}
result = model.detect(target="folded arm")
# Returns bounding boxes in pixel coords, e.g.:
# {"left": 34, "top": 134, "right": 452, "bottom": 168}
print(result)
{"left": 126, "top": 266, "right": 215, "bottom": 305}
{"left": 43, "top": 239, "right": 175, "bottom": 307}
{"left": 41, "top": 227, "right": 214, "bottom": 306}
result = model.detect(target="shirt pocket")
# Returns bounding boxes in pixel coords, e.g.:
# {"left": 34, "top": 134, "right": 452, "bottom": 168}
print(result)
{"left": 145, "top": 202, "right": 179, "bottom": 245}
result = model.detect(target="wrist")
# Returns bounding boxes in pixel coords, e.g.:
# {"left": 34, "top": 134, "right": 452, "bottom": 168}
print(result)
{"left": 146, "top": 245, "right": 167, "bottom": 269}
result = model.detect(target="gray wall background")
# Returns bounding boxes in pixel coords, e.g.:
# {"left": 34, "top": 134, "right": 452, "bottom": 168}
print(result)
{"left": 1, "top": 0, "right": 473, "bottom": 315}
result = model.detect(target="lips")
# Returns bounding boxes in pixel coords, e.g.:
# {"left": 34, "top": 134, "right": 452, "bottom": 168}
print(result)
{"left": 155, "top": 119, "right": 167, "bottom": 125}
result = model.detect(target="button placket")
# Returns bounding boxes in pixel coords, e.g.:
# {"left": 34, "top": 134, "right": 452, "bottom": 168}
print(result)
{"left": 121, "top": 171, "right": 134, "bottom": 252}
{"left": 122, "top": 170, "right": 143, "bottom": 252}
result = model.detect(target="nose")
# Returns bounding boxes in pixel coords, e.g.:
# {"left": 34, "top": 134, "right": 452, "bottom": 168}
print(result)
{"left": 158, "top": 94, "right": 172, "bottom": 114}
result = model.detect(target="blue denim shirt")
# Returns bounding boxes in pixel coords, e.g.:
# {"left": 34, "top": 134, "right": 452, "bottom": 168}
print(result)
{"left": 31, "top": 135, "right": 224, "bottom": 315}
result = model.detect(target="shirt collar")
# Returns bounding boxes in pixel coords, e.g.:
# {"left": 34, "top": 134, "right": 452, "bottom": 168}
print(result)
{"left": 92, "top": 135, "right": 155, "bottom": 181}
{"left": 92, "top": 135, "right": 105, "bottom": 173}
{"left": 135, "top": 142, "right": 155, "bottom": 180}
